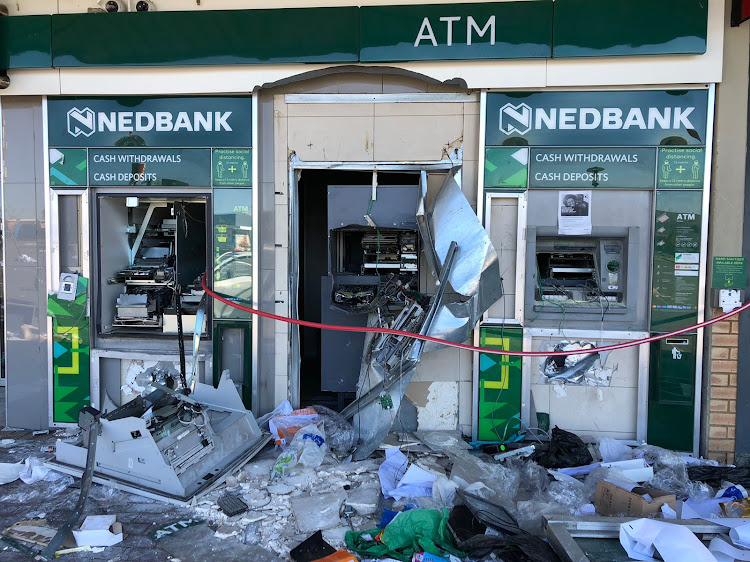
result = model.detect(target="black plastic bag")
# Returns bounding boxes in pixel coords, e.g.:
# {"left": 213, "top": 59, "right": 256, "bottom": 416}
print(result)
{"left": 688, "top": 466, "right": 750, "bottom": 488}
{"left": 530, "top": 426, "right": 593, "bottom": 469}
{"left": 460, "top": 534, "right": 561, "bottom": 562}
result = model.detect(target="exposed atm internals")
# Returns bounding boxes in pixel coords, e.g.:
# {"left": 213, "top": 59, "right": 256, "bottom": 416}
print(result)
{"left": 97, "top": 196, "right": 208, "bottom": 336}
{"left": 534, "top": 237, "right": 627, "bottom": 312}
{"left": 318, "top": 181, "right": 422, "bottom": 394}
{"left": 330, "top": 227, "right": 420, "bottom": 313}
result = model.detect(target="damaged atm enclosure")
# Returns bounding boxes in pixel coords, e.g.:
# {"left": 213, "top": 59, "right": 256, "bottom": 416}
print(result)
{"left": 525, "top": 190, "right": 652, "bottom": 330}
{"left": 48, "top": 377, "right": 269, "bottom": 504}
{"left": 322, "top": 183, "right": 420, "bottom": 392}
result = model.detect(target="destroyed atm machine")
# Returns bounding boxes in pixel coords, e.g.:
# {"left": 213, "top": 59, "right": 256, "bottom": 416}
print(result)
{"left": 477, "top": 90, "right": 711, "bottom": 453}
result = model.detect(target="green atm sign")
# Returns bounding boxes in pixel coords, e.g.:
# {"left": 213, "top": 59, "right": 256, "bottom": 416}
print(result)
{"left": 360, "top": 2, "right": 552, "bottom": 62}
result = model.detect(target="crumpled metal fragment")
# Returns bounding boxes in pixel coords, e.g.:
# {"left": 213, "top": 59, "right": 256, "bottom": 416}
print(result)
{"left": 349, "top": 166, "right": 503, "bottom": 459}
{"left": 540, "top": 341, "right": 614, "bottom": 387}
{"left": 421, "top": 167, "right": 502, "bottom": 350}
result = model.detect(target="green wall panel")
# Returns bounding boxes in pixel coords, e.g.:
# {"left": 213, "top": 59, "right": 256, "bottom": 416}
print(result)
{"left": 554, "top": 0, "right": 708, "bottom": 58}
{"left": 360, "top": 2, "right": 552, "bottom": 62}
{"left": 48, "top": 277, "right": 90, "bottom": 424}
{"left": 477, "top": 327, "right": 523, "bottom": 442}
{"left": 51, "top": 8, "right": 358, "bottom": 67}
{"left": 0, "top": 15, "right": 52, "bottom": 69}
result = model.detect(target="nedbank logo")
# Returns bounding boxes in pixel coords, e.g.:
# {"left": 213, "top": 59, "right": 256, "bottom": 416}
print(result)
{"left": 64, "top": 108, "right": 233, "bottom": 137}
{"left": 67, "top": 107, "right": 95, "bottom": 138}
{"left": 497, "top": 103, "right": 696, "bottom": 136}
{"left": 499, "top": 103, "right": 532, "bottom": 135}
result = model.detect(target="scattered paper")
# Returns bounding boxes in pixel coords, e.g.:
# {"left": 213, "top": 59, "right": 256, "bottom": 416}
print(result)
{"left": 600, "top": 459, "right": 654, "bottom": 483}
{"left": 378, "top": 448, "right": 436, "bottom": 500}
{"left": 710, "top": 537, "right": 750, "bottom": 562}
{"left": 661, "top": 504, "right": 677, "bottom": 519}
{"left": 730, "top": 524, "right": 750, "bottom": 549}
{"left": 620, "top": 518, "right": 716, "bottom": 562}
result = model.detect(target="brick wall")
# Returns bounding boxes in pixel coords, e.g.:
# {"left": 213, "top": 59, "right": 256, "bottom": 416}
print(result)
{"left": 707, "top": 317, "right": 740, "bottom": 463}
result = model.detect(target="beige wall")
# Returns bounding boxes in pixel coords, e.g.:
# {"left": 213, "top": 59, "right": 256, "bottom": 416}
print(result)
{"left": 704, "top": 3, "right": 749, "bottom": 463}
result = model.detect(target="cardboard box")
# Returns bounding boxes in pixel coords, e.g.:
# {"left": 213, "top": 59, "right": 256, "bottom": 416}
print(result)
{"left": 72, "top": 515, "right": 123, "bottom": 547}
{"left": 594, "top": 481, "right": 676, "bottom": 517}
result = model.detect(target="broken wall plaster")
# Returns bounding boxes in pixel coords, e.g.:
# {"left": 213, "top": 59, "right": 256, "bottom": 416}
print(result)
{"left": 416, "top": 381, "right": 459, "bottom": 431}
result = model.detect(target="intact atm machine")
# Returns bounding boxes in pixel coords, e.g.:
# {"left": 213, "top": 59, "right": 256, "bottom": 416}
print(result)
{"left": 321, "top": 183, "right": 420, "bottom": 394}
{"left": 523, "top": 190, "right": 653, "bottom": 442}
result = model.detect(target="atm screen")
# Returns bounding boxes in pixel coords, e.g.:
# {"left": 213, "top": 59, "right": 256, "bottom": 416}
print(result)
{"left": 535, "top": 238, "right": 626, "bottom": 310}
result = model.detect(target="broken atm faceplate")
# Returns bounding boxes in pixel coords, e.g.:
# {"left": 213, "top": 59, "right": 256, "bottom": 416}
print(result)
{"left": 50, "top": 375, "right": 269, "bottom": 504}
{"left": 534, "top": 237, "right": 627, "bottom": 312}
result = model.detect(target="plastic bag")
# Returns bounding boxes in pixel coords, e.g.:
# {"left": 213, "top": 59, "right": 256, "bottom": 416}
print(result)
{"left": 269, "top": 408, "right": 318, "bottom": 448}
{"left": 635, "top": 444, "right": 687, "bottom": 473}
{"left": 312, "top": 404, "right": 355, "bottom": 456}
{"left": 270, "top": 423, "right": 327, "bottom": 479}
{"left": 345, "top": 508, "right": 464, "bottom": 562}
{"left": 598, "top": 437, "right": 633, "bottom": 463}
{"left": 688, "top": 466, "right": 750, "bottom": 488}
{"left": 530, "top": 426, "right": 594, "bottom": 469}
{"left": 545, "top": 480, "right": 587, "bottom": 511}
{"left": 0, "top": 461, "right": 24, "bottom": 485}
{"left": 450, "top": 452, "right": 520, "bottom": 500}
{"left": 432, "top": 475, "right": 458, "bottom": 507}
{"left": 509, "top": 460, "right": 551, "bottom": 502}
{"left": 256, "top": 399, "right": 294, "bottom": 428}
{"left": 19, "top": 457, "right": 51, "bottom": 484}
{"left": 647, "top": 467, "right": 691, "bottom": 496}
{"left": 458, "top": 534, "right": 560, "bottom": 562}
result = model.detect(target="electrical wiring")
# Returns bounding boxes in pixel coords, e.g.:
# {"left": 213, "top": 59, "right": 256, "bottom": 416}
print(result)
{"left": 200, "top": 275, "right": 750, "bottom": 358}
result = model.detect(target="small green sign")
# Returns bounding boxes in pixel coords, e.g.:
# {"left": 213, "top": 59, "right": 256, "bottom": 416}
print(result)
{"left": 484, "top": 147, "right": 528, "bottom": 188}
{"left": 712, "top": 256, "right": 746, "bottom": 289}
{"left": 657, "top": 147, "right": 705, "bottom": 189}
{"left": 213, "top": 148, "right": 252, "bottom": 187}
{"left": 49, "top": 148, "right": 87, "bottom": 186}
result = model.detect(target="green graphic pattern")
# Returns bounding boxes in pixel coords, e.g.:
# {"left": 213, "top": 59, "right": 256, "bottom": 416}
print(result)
{"left": 484, "top": 148, "right": 528, "bottom": 188}
{"left": 478, "top": 327, "right": 523, "bottom": 442}
{"left": 49, "top": 148, "right": 87, "bottom": 187}
{"left": 47, "top": 276, "right": 90, "bottom": 423}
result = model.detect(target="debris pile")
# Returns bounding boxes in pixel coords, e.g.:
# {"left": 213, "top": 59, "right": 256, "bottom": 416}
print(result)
{"left": 5, "top": 403, "right": 750, "bottom": 561}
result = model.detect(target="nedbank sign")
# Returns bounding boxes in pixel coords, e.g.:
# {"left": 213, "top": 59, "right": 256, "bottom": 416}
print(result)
{"left": 48, "top": 96, "right": 252, "bottom": 147}
{"left": 486, "top": 90, "right": 709, "bottom": 147}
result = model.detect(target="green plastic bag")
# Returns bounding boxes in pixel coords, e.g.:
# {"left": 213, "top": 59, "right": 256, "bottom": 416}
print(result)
{"left": 345, "top": 508, "right": 465, "bottom": 561}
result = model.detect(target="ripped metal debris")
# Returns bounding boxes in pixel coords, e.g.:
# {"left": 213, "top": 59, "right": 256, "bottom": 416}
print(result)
{"left": 348, "top": 166, "right": 503, "bottom": 460}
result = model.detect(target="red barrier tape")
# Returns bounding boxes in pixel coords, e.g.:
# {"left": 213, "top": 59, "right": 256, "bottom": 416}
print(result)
{"left": 202, "top": 276, "right": 749, "bottom": 357}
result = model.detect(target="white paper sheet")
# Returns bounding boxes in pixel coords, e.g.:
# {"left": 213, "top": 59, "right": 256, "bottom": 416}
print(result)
{"left": 378, "top": 448, "right": 436, "bottom": 500}
{"left": 730, "top": 524, "right": 750, "bottom": 549}
{"left": 620, "top": 518, "right": 717, "bottom": 562}
{"left": 558, "top": 190, "right": 592, "bottom": 235}
{"left": 709, "top": 537, "right": 750, "bottom": 561}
